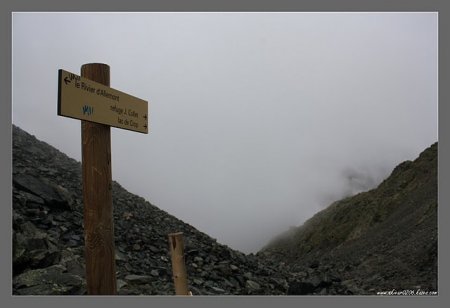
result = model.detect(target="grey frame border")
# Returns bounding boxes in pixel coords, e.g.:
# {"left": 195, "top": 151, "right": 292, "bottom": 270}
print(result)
{"left": 3, "top": 1, "right": 448, "bottom": 308}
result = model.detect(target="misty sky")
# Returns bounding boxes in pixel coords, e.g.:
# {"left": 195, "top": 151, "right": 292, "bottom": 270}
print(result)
{"left": 12, "top": 12, "right": 437, "bottom": 253}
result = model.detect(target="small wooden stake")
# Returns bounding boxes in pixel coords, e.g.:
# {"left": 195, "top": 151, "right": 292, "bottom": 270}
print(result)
{"left": 81, "top": 63, "right": 117, "bottom": 295}
{"left": 168, "top": 232, "right": 189, "bottom": 295}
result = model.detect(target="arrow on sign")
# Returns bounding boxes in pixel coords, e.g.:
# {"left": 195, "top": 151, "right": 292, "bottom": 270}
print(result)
{"left": 64, "top": 77, "right": 71, "bottom": 85}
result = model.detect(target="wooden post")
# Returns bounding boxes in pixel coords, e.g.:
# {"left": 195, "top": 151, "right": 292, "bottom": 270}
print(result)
{"left": 168, "top": 232, "right": 190, "bottom": 295}
{"left": 81, "top": 63, "right": 117, "bottom": 295}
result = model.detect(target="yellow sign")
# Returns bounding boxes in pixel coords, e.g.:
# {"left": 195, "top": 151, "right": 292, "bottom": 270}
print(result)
{"left": 58, "top": 69, "right": 148, "bottom": 133}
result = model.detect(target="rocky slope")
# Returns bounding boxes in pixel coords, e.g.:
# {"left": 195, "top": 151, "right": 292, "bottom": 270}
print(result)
{"left": 259, "top": 142, "right": 438, "bottom": 294}
{"left": 12, "top": 124, "right": 437, "bottom": 295}
{"left": 14, "top": 125, "right": 355, "bottom": 295}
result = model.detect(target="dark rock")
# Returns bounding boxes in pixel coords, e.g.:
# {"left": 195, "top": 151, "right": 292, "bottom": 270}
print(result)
{"left": 13, "top": 222, "right": 62, "bottom": 272}
{"left": 243, "top": 272, "right": 253, "bottom": 280}
{"left": 13, "top": 265, "right": 85, "bottom": 295}
{"left": 24, "top": 208, "right": 41, "bottom": 217}
{"left": 117, "top": 279, "right": 127, "bottom": 290}
{"left": 13, "top": 212, "right": 25, "bottom": 227}
{"left": 67, "top": 240, "right": 78, "bottom": 247}
{"left": 42, "top": 214, "right": 55, "bottom": 226}
{"left": 211, "top": 286, "right": 226, "bottom": 294}
{"left": 269, "top": 277, "right": 288, "bottom": 291}
{"left": 65, "top": 259, "right": 85, "bottom": 277}
{"left": 125, "top": 274, "right": 153, "bottom": 285}
{"left": 209, "top": 271, "right": 221, "bottom": 281}
{"left": 13, "top": 174, "right": 72, "bottom": 211}
{"left": 194, "top": 256, "right": 203, "bottom": 263}
{"left": 149, "top": 245, "right": 159, "bottom": 253}
{"left": 53, "top": 185, "right": 74, "bottom": 209}
{"left": 228, "top": 277, "right": 240, "bottom": 288}
{"left": 124, "top": 263, "right": 133, "bottom": 271}
{"left": 190, "top": 262, "right": 198, "bottom": 269}
{"left": 115, "top": 249, "right": 127, "bottom": 261}
{"left": 246, "top": 280, "right": 261, "bottom": 292}
{"left": 22, "top": 191, "right": 45, "bottom": 207}
{"left": 215, "top": 263, "right": 232, "bottom": 276}
{"left": 59, "top": 248, "right": 85, "bottom": 277}
{"left": 235, "top": 275, "right": 245, "bottom": 286}
{"left": 193, "top": 278, "right": 204, "bottom": 285}
{"left": 287, "top": 281, "right": 316, "bottom": 295}
{"left": 16, "top": 221, "right": 47, "bottom": 250}
{"left": 223, "top": 278, "right": 235, "bottom": 288}
{"left": 189, "top": 286, "right": 202, "bottom": 295}
{"left": 306, "top": 275, "right": 322, "bottom": 288}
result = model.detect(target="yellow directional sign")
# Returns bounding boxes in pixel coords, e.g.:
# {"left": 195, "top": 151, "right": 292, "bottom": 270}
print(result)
{"left": 58, "top": 69, "right": 148, "bottom": 133}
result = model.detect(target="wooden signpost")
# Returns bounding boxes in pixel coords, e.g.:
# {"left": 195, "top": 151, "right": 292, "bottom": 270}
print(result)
{"left": 168, "top": 232, "right": 190, "bottom": 295}
{"left": 57, "top": 63, "right": 148, "bottom": 295}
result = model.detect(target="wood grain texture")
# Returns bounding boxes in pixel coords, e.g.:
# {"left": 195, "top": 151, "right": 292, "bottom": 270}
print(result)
{"left": 168, "top": 232, "right": 189, "bottom": 295}
{"left": 81, "top": 63, "right": 117, "bottom": 295}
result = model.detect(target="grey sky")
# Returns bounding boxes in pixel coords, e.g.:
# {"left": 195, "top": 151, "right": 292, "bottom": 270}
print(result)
{"left": 12, "top": 12, "right": 437, "bottom": 253}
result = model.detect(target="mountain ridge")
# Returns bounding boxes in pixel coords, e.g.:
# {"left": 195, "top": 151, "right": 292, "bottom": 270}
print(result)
{"left": 259, "top": 142, "right": 437, "bottom": 293}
